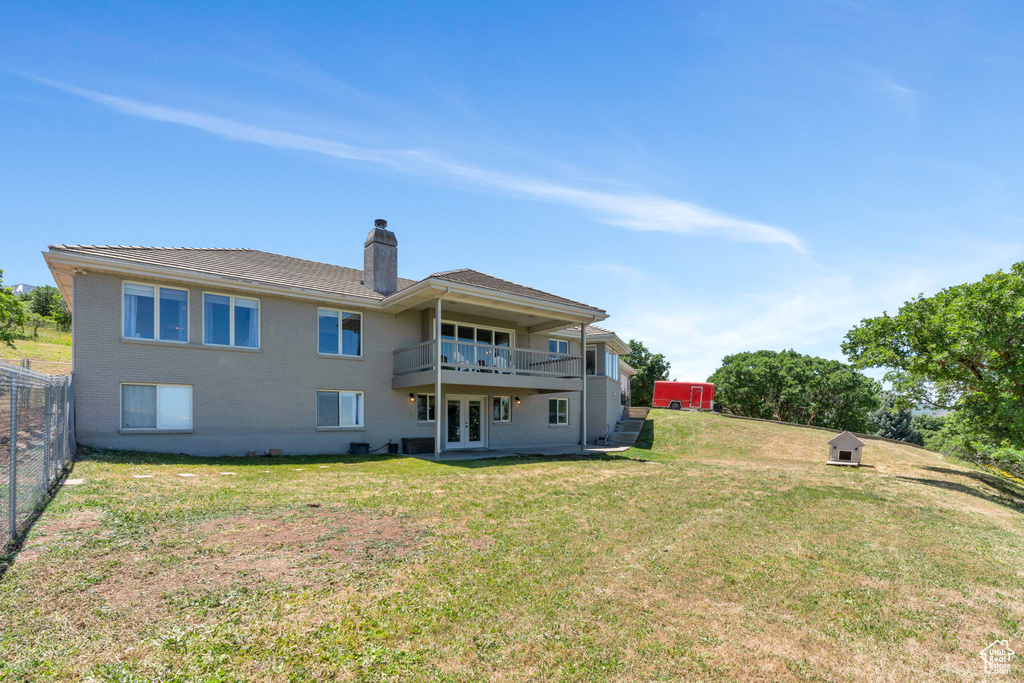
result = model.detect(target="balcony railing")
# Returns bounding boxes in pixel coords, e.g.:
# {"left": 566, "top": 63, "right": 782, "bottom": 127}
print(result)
{"left": 394, "top": 339, "right": 582, "bottom": 378}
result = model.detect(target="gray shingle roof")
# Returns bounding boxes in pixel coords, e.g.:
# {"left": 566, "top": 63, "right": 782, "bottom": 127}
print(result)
{"left": 430, "top": 269, "right": 603, "bottom": 312}
{"left": 48, "top": 246, "right": 602, "bottom": 311}
{"left": 48, "top": 245, "right": 417, "bottom": 301}
{"left": 564, "top": 324, "right": 616, "bottom": 336}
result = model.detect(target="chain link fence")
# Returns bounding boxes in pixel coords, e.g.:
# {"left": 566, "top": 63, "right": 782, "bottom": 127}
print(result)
{"left": 1, "top": 359, "right": 74, "bottom": 551}
{"left": 8, "top": 358, "right": 73, "bottom": 376}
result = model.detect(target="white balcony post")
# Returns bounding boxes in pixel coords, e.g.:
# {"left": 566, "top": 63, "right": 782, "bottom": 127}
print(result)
{"left": 435, "top": 297, "right": 443, "bottom": 457}
{"left": 580, "top": 324, "right": 587, "bottom": 450}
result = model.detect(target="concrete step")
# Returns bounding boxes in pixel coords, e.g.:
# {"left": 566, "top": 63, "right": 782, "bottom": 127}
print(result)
{"left": 623, "top": 407, "right": 650, "bottom": 420}
{"left": 606, "top": 434, "right": 640, "bottom": 446}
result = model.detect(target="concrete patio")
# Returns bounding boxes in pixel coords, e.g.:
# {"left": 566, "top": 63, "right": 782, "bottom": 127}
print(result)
{"left": 412, "top": 445, "right": 631, "bottom": 462}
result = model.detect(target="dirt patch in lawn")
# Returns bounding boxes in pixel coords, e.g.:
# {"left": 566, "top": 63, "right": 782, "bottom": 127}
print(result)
{"left": 15, "top": 509, "right": 104, "bottom": 563}
{"left": 94, "top": 510, "right": 425, "bottom": 609}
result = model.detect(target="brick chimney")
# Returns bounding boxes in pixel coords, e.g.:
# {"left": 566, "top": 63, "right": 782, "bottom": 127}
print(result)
{"left": 363, "top": 219, "right": 398, "bottom": 296}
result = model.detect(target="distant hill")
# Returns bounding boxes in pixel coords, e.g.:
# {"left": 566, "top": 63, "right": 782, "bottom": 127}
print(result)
{"left": 11, "top": 283, "right": 36, "bottom": 295}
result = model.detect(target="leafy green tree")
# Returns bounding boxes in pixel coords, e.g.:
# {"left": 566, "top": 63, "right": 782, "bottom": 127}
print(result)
{"left": 842, "top": 261, "right": 1024, "bottom": 450}
{"left": 28, "top": 284, "right": 62, "bottom": 318}
{"left": 911, "top": 413, "right": 947, "bottom": 451}
{"left": 25, "top": 311, "right": 46, "bottom": 338}
{"left": 51, "top": 304, "right": 72, "bottom": 332}
{"left": 708, "top": 349, "right": 880, "bottom": 432}
{"left": 0, "top": 270, "right": 28, "bottom": 347}
{"left": 623, "top": 339, "right": 670, "bottom": 407}
{"left": 870, "top": 392, "right": 919, "bottom": 442}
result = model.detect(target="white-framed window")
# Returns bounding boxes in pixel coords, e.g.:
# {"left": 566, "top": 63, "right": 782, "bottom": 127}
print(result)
{"left": 548, "top": 398, "right": 569, "bottom": 426}
{"left": 203, "top": 292, "right": 259, "bottom": 348}
{"left": 549, "top": 339, "right": 569, "bottom": 355}
{"left": 318, "top": 308, "right": 362, "bottom": 356}
{"left": 435, "top": 321, "right": 515, "bottom": 347}
{"left": 316, "top": 390, "right": 364, "bottom": 428}
{"left": 122, "top": 282, "right": 189, "bottom": 343}
{"left": 493, "top": 396, "right": 511, "bottom": 423}
{"left": 606, "top": 351, "right": 620, "bottom": 380}
{"left": 416, "top": 394, "right": 435, "bottom": 422}
{"left": 435, "top": 321, "right": 515, "bottom": 367}
{"left": 586, "top": 344, "right": 596, "bottom": 376}
{"left": 121, "top": 383, "right": 192, "bottom": 430}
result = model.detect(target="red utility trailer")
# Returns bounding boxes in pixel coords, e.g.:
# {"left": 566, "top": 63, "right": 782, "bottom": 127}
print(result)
{"left": 652, "top": 381, "right": 715, "bottom": 411}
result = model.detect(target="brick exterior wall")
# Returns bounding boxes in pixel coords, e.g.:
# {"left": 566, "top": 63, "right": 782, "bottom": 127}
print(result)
{"left": 72, "top": 271, "right": 612, "bottom": 456}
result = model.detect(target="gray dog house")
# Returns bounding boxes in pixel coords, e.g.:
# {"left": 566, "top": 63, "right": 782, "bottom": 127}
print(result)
{"left": 827, "top": 431, "right": 865, "bottom": 466}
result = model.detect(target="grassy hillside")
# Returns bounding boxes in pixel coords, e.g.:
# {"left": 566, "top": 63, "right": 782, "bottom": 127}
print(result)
{"left": 1, "top": 411, "right": 1022, "bottom": 681}
{"left": 0, "top": 326, "right": 72, "bottom": 374}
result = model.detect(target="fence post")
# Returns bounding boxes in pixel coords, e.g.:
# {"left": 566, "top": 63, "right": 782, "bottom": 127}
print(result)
{"left": 43, "top": 380, "right": 52, "bottom": 491}
{"left": 9, "top": 378, "right": 18, "bottom": 542}
{"left": 56, "top": 381, "right": 66, "bottom": 471}
{"left": 65, "top": 378, "right": 72, "bottom": 466}
{"left": 67, "top": 375, "right": 74, "bottom": 462}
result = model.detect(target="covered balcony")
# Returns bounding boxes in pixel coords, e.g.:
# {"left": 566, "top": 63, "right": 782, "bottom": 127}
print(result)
{"left": 393, "top": 339, "right": 583, "bottom": 392}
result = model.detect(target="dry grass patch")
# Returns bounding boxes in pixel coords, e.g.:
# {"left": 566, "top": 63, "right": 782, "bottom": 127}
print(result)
{"left": 91, "top": 510, "right": 424, "bottom": 609}
{"left": 2, "top": 412, "right": 1023, "bottom": 681}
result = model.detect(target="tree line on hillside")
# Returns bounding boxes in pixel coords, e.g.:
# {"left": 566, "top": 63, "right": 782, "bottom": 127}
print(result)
{"left": 0, "top": 269, "right": 71, "bottom": 347}
{"left": 843, "top": 260, "right": 1024, "bottom": 474}
{"left": 631, "top": 259, "right": 1024, "bottom": 476}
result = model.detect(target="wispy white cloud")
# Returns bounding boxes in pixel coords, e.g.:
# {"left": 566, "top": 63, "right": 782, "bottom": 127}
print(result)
{"left": 856, "top": 67, "right": 920, "bottom": 114}
{"left": 27, "top": 75, "right": 806, "bottom": 252}
{"left": 876, "top": 76, "right": 917, "bottom": 108}
{"left": 610, "top": 247, "right": 1020, "bottom": 382}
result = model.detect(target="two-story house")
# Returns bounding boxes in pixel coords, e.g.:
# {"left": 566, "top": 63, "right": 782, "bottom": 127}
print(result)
{"left": 43, "top": 220, "right": 634, "bottom": 457}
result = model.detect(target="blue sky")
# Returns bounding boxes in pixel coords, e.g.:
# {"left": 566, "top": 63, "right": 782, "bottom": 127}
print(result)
{"left": 2, "top": 1, "right": 1023, "bottom": 380}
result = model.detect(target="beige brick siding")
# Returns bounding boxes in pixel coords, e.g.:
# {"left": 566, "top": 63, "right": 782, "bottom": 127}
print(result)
{"left": 72, "top": 271, "right": 607, "bottom": 455}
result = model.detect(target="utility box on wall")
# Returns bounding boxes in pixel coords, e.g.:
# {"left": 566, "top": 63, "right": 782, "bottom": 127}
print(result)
{"left": 826, "top": 431, "right": 865, "bottom": 467}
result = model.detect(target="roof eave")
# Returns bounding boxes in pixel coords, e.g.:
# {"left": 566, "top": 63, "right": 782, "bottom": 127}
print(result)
{"left": 43, "top": 248, "right": 388, "bottom": 310}
{"left": 827, "top": 431, "right": 865, "bottom": 446}
{"left": 548, "top": 328, "right": 630, "bottom": 354}
{"left": 381, "top": 277, "right": 608, "bottom": 325}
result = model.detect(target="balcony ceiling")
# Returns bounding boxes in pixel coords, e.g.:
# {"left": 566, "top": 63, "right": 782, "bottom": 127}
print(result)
{"left": 382, "top": 280, "right": 604, "bottom": 333}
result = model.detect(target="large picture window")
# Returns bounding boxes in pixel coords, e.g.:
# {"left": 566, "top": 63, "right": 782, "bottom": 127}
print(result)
{"left": 121, "top": 384, "right": 192, "bottom": 430}
{"left": 318, "top": 308, "right": 362, "bottom": 356}
{"left": 316, "top": 390, "right": 364, "bottom": 428}
{"left": 548, "top": 398, "right": 569, "bottom": 426}
{"left": 123, "top": 282, "right": 188, "bottom": 342}
{"left": 204, "top": 293, "right": 259, "bottom": 348}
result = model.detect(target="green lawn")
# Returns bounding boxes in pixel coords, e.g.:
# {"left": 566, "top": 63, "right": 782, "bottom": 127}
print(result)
{"left": 2, "top": 411, "right": 1023, "bottom": 681}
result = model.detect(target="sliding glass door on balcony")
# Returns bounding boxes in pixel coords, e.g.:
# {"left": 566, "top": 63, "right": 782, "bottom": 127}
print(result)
{"left": 439, "top": 322, "right": 513, "bottom": 368}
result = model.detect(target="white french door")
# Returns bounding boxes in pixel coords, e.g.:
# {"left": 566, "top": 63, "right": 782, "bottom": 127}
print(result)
{"left": 445, "top": 395, "right": 487, "bottom": 449}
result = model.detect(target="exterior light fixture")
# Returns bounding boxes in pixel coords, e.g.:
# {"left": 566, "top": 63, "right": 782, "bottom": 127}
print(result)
{"left": 409, "top": 393, "right": 415, "bottom": 402}
{"left": 515, "top": 396, "right": 521, "bottom": 405}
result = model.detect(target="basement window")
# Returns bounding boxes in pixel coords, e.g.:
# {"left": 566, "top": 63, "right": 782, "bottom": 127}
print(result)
{"left": 493, "top": 396, "right": 511, "bottom": 423}
{"left": 548, "top": 398, "right": 569, "bottom": 426}
{"left": 121, "top": 383, "right": 192, "bottom": 430}
{"left": 417, "top": 394, "right": 435, "bottom": 423}
{"left": 317, "top": 390, "right": 364, "bottom": 428}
